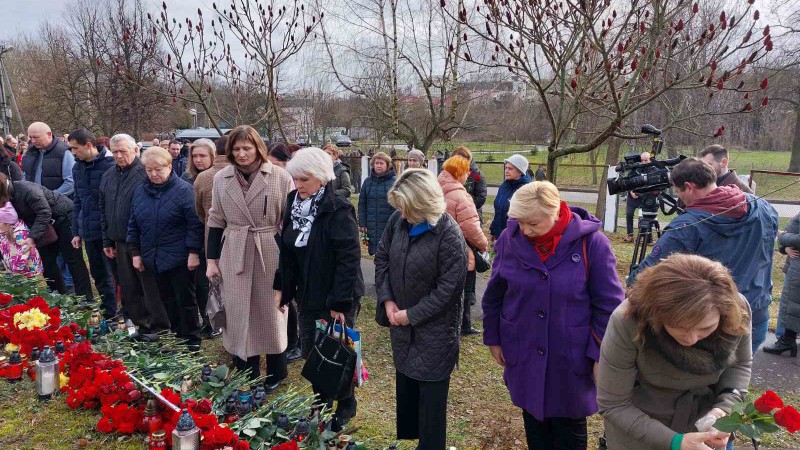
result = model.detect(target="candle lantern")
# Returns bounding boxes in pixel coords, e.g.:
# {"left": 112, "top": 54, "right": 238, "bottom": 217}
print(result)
{"left": 142, "top": 396, "right": 163, "bottom": 433}
{"left": 327, "top": 439, "right": 338, "bottom": 450}
{"left": 6, "top": 350, "right": 23, "bottom": 382}
{"left": 73, "top": 333, "right": 84, "bottom": 343}
{"left": 148, "top": 430, "right": 167, "bottom": 450}
{"left": 252, "top": 385, "right": 267, "bottom": 408}
{"left": 172, "top": 408, "right": 201, "bottom": 450}
{"left": 99, "top": 319, "right": 110, "bottom": 335}
{"left": 276, "top": 412, "right": 291, "bottom": 433}
{"left": 180, "top": 375, "right": 193, "bottom": 395}
{"left": 54, "top": 341, "right": 65, "bottom": 356}
{"left": 236, "top": 386, "right": 253, "bottom": 416}
{"left": 88, "top": 310, "right": 101, "bottom": 329}
{"left": 200, "top": 364, "right": 212, "bottom": 382}
{"left": 116, "top": 317, "right": 126, "bottom": 333}
{"left": 35, "top": 346, "right": 59, "bottom": 400}
{"left": 27, "top": 347, "right": 40, "bottom": 380}
{"left": 293, "top": 417, "right": 310, "bottom": 441}
{"left": 338, "top": 435, "right": 351, "bottom": 449}
{"left": 222, "top": 395, "right": 239, "bottom": 424}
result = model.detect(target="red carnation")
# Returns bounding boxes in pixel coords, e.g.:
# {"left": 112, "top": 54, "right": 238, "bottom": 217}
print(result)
{"left": 96, "top": 417, "right": 114, "bottom": 434}
{"left": 754, "top": 390, "right": 784, "bottom": 413}
{"left": 235, "top": 441, "right": 250, "bottom": 450}
{"left": 775, "top": 406, "right": 800, "bottom": 433}
{"left": 0, "top": 293, "right": 12, "bottom": 307}
{"left": 194, "top": 398, "right": 213, "bottom": 415}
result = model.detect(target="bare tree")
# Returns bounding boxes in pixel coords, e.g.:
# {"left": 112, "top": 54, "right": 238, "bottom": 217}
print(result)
{"left": 447, "top": 0, "right": 775, "bottom": 181}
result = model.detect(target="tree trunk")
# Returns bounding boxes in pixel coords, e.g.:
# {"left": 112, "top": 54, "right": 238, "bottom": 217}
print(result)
{"left": 546, "top": 150, "right": 558, "bottom": 184}
{"left": 789, "top": 106, "right": 800, "bottom": 173}
{"left": 589, "top": 148, "right": 599, "bottom": 184}
{"left": 594, "top": 138, "right": 623, "bottom": 225}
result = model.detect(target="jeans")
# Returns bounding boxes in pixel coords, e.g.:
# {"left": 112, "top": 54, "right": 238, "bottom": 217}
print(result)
{"left": 57, "top": 255, "right": 73, "bottom": 287}
{"left": 84, "top": 239, "right": 118, "bottom": 317}
{"left": 752, "top": 317, "right": 769, "bottom": 354}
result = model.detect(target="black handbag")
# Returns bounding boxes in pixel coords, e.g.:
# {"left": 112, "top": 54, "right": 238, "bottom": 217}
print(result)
{"left": 301, "top": 319, "right": 357, "bottom": 400}
{"left": 472, "top": 246, "right": 491, "bottom": 273}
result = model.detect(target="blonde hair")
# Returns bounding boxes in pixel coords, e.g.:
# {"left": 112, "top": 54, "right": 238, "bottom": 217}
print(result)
{"left": 626, "top": 253, "right": 750, "bottom": 342}
{"left": 140, "top": 146, "right": 173, "bottom": 168}
{"left": 323, "top": 144, "right": 340, "bottom": 159}
{"left": 370, "top": 152, "right": 392, "bottom": 169}
{"left": 188, "top": 138, "right": 217, "bottom": 178}
{"left": 508, "top": 181, "right": 561, "bottom": 222}
{"left": 387, "top": 169, "right": 445, "bottom": 225}
{"left": 285, "top": 147, "right": 336, "bottom": 183}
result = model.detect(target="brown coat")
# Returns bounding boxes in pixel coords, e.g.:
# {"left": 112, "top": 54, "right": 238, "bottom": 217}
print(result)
{"left": 438, "top": 170, "right": 488, "bottom": 270}
{"left": 597, "top": 300, "right": 752, "bottom": 450}
{"left": 718, "top": 169, "right": 754, "bottom": 195}
{"left": 206, "top": 162, "right": 293, "bottom": 358}
{"left": 194, "top": 156, "right": 230, "bottom": 244}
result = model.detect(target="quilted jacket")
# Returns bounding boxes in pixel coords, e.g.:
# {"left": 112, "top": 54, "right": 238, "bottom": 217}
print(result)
{"left": 126, "top": 172, "right": 203, "bottom": 273}
{"left": 375, "top": 211, "right": 467, "bottom": 381}
{"left": 72, "top": 148, "right": 115, "bottom": 241}
{"left": 358, "top": 168, "right": 396, "bottom": 254}
{"left": 438, "top": 170, "right": 488, "bottom": 271}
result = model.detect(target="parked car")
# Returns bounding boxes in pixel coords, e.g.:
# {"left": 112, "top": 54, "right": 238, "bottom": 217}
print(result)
{"left": 336, "top": 135, "right": 352, "bottom": 147}
{"left": 297, "top": 135, "right": 310, "bottom": 147}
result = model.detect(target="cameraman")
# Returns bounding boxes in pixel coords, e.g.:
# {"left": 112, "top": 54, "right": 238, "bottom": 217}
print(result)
{"left": 628, "top": 157, "right": 778, "bottom": 353}
{"left": 623, "top": 152, "right": 651, "bottom": 243}
{"left": 700, "top": 144, "right": 754, "bottom": 194}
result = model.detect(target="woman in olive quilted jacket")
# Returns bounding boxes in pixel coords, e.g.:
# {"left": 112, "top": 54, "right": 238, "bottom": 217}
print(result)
{"left": 375, "top": 168, "right": 467, "bottom": 450}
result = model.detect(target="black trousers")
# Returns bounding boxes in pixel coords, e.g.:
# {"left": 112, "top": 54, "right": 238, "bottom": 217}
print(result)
{"left": 625, "top": 195, "right": 640, "bottom": 236}
{"left": 461, "top": 270, "right": 476, "bottom": 330}
{"left": 195, "top": 253, "right": 210, "bottom": 327}
{"left": 114, "top": 242, "right": 170, "bottom": 333}
{"left": 152, "top": 265, "right": 201, "bottom": 343}
{"left": 39, "top": 218, "right": 93, "bottom": 301}
{"left": 522, "top": 410, "right": 587, "bottom": 450}
{"left": 298, "top": 297, "right": 361, "bottom": 420}
{"left": 84, "top": 239, "right": 118, "bottom": 318}
{"left": 396, "top": 371, "right": 450, "bottom": 450}
{"left": 287, "top": 300, "right": 299, "bottom": 350}
{"left": 232, "top": 353, "right": 287, "bottom": 383}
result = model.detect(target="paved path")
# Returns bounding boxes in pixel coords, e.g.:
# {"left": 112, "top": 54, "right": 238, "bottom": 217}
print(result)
{"left": 360, "top": 258, "right": 798, "bottom": 397}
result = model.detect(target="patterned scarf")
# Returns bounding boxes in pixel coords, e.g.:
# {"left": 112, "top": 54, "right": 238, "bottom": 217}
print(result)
{"left": 290, "top": 186, "right": 326, "bottom": 247}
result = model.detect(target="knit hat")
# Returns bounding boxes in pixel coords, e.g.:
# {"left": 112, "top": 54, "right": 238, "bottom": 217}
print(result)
{"left": 504, "top": 154, "right": 529, "bottom": 175}
{"left": 407, "top": 149, "right": 425, "bottom": 165}
{"left": 0, "top": 201, "right": 18, "bottom": 225}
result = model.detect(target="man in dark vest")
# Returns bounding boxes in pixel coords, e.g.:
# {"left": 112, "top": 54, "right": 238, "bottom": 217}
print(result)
{"left": 21, "top": 122, "right": 75, "bottom": 196}
{"left": 69, "top": 128, "right": 118, "bottom": 319}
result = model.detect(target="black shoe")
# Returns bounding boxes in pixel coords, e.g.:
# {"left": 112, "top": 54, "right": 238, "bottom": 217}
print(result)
{"left": 286, "top": 346, "right": 303, "bottom": 363}
{"left": 264, "top": 379, "right": 283, "bottom": 394}
{"left": 130, "top": 332, "right": 159, "bottom": 342}
{"left": 763, "top": 334, "right": 798, "bottom": 357}
{"left": 200, "top": 325, "right": 222, "bottom": 339}
{"left": 461, "top": 327, "right": 481, "bottom": 336}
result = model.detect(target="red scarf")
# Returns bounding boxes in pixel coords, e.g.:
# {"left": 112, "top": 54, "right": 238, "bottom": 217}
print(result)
{"left": 528, "top": 201, "right": 572, "bottom": 262}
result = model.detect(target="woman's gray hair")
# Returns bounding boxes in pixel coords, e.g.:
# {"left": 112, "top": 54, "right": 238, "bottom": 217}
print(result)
{"left": 285, "top": 147, "right": 336, "bottom": 183}
{"left": 387, "top": 168, "right": 445, "bottom": 225}
{"left": 109, "top": 133, "right": 137, "bottom": 150}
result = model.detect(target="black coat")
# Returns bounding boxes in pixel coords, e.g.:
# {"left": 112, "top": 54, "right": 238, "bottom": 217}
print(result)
{"left": 375, "top": 211, "right": 467, "bottom": 381}
{"left": 8, "top": 180, "right": 72, "bottom": 245}
{"left": 0, "top": 151, "right": 22, "bottom": 181}
{"left": 275, "top": 183, "right": 364, "bottom": 313}
{"left": 72, "top": 148, "right": 115, "bottom": 241}
{"left": 98, "top": 158, "right": 148, "bottom": 247}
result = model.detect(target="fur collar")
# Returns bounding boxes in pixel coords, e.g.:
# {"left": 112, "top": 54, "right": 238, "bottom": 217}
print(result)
{"left": 644, "top": 327, "right": 740, "bottom": 375}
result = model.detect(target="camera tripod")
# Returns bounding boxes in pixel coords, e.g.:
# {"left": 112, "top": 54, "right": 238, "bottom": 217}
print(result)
{"left": 629, "top": 210, "right": 661, "bottom": 274}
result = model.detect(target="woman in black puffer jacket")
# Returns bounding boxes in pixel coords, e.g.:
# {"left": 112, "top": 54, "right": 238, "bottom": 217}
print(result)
{"left": 358, "top": 152, "right": 396, "bottom": 255}
{"left": 375, "top": 168, "right": 467, "bottom": 450}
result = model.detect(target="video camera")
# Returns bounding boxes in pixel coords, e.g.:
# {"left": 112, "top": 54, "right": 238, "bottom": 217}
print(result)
{"left": 606, "top": 124, "right": 686, "bottom": 197}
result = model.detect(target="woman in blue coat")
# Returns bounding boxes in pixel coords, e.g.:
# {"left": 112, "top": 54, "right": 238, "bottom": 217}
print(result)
{"left": 358, "top": 152, "right": 396, "bottom": 255}
{"left": 489, "top": 154, "right": 531, "bottom": 239}
{"left": 127, "top": 147, "right": 203, "bottom": 350}
{"left": 482, "top": 181, "right": 624, "bottom": 450}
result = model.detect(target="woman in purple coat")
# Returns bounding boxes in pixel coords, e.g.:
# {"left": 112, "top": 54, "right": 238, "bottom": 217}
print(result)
{"left": 482, "top": 181, "right": 624, "bottom": 450}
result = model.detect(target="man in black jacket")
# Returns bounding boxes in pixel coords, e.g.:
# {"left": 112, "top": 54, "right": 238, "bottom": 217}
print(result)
{"left": 99, "top": 134, "right": 168, "bottom": 337}
{"left": 0, "top": 173, "right": 93, "bottom": 299}
{"left": 69, "top": 128, "right": 118, "bottom": 318}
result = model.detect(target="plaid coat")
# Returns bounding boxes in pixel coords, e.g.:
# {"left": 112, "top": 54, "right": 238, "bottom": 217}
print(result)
{"left": 207, "top": 163, "right": 293, "bottom": 358}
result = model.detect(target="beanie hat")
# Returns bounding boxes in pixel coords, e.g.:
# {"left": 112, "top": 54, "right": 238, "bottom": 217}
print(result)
{"left": 505, "top": 154, "right": 529, "bottom": 175}
{"left": 0, "top": 201, "right": 18, "bottom": 225}
{"left": 407, "top": 149, "right": 425, "bottom": 165}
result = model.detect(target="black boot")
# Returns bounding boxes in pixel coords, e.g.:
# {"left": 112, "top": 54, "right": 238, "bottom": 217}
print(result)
{"left": 763, "top": 330, "right": 798, "bottom": 357}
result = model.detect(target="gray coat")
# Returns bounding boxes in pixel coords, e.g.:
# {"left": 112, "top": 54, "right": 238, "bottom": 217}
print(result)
{"left": 778, "top": 212, "right": 800, "bottom": 332}
{"left": 332, "top": 160, "right": 353, "bottom": 198}
{"left": 598, "top": 301, "right": 752, "bottom": 450}
{"left": 375, "top": 211, "right": 467, "bottom": 381}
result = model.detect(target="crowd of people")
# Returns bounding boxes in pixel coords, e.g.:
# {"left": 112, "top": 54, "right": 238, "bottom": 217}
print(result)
{"left": 1, "top": 121, "right": 798, "bottom": 450}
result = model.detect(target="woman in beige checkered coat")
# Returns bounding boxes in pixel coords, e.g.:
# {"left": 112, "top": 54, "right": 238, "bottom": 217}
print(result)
{"left": 206, "top": 126, "right": 293, "bottom": 388}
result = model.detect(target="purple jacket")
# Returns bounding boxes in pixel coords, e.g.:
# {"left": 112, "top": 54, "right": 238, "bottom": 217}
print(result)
{"left": 482, "top": 207, "right": 624, "bottom": 420}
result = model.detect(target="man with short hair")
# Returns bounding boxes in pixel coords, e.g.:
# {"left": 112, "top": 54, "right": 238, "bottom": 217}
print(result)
{"left": 152, "top": 138, "right": 160, "bottom": 147}
{"left": 99, "top": 134, "right": 169, "bottom": 337}
{"left": 629, "top": 157, "right": 779, "bottom": 353}
{"left": 21, "top": 122, "right": 75, "bottom": 196}
{"left": 68, "top": 128, "right": 118, "bottom": 318}
{"left": 700, "top": 144, "right": 755, "bottom": 194}
{"left": 168, "top": 139, "right": 188, "bottom": 177}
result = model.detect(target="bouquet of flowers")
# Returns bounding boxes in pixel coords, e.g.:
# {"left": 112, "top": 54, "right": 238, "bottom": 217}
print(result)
{"left": 714, "top": 390, "right": 800, "bottom": 448}
{"left": 0, "top": 296, "right": 75, "bottom": 355}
